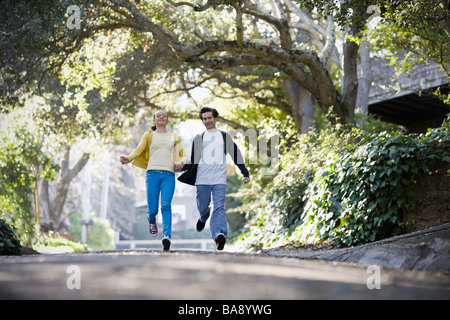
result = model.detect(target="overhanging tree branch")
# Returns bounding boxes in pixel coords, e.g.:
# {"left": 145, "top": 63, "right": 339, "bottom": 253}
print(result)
{"left": 108, "top": 0, "right": 337, "bottom": 111}
{"left": 137, "top": 95, "right": 250, "bottom": 131}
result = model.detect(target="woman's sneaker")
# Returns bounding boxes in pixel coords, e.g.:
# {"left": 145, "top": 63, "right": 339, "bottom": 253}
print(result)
{"left": 162, "top": 236, "right": 171, "bottom": 251}
{"left": 149, "top": 223, "right": 158, "bottom": 237}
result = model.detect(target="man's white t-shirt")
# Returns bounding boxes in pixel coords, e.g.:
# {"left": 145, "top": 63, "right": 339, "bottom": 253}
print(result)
{"left": 195, "top": 131, "right": 227, "bottom": 185}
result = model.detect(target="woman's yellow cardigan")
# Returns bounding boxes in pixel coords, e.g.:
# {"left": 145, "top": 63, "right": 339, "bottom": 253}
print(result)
{"left": 127, "top": 131, "right": 187, "bottom": 172}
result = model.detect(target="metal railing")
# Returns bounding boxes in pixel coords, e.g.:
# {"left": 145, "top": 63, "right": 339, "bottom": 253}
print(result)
{"left": 117, "top": 239, "right": 211, "bottom": 250}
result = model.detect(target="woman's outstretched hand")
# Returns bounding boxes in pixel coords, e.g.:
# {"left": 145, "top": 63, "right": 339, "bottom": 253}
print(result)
{"left": 120, "top": 156, "right": 130, "bottom": 164}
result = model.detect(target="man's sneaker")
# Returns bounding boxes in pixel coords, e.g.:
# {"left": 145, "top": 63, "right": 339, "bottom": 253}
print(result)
{"left": 215, "top": 233, "right": 226, "bottom": 251}
{"left": 196, "top": 219, "right": 206, "bottom": 232}
{"left": 162, "top": 236, "right": 171, "bottom": 251}
{"left": 149, "top": 223, "right": 158, "bottom": 237}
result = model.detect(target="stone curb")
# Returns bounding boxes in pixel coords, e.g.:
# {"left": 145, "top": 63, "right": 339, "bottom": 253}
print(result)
{"left": 262, "top": 223, "right": 450, "bottom": 273}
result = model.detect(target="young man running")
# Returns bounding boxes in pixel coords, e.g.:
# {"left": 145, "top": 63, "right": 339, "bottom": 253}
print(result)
{"left": 179, "top": 107, "right": 250, "bottom": 250}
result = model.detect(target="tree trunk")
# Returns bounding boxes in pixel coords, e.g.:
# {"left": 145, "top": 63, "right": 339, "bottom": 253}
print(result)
{"left": 50, "top": 145, "right": 90, "bottom": 230}
{"left": 39, "top": 179, "right": 52, "bottom": 227}
{"left": 340, "top": 37, "right": 359, "bottom": 124}
{"left": 436, "top": 0, "right": 450, "bottom": 37}
{"left": 355, "top": 40, "right": 372, "bottom": 116}
{"left": 99, "top": 150, "right": 111, "bottom": 220}
{"left": 284, "top": 81, "right": 315, "bottom": 133}
{"left": 81, "top": 159, "right": 92, "bottom": 243}
{"left": 340, "top": 3, "right": 369, "bottom": 124}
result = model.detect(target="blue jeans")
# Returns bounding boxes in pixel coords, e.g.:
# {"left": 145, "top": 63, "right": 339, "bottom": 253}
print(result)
{"left": 146, "top": 170, "right": 175, "bottom": 238}
{"left": 196, "top": 184, "right": 227, "bottom": 240}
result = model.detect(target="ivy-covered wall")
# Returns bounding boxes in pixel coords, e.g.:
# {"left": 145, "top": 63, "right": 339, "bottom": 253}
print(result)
{"left": 237, "top": 117, "right": 450, "bottom": 249}
{"left": 402, "top": 156, "right": 450, "bottom": 231}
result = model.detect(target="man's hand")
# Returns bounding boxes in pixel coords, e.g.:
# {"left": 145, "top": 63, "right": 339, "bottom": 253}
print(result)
{"left": 174, "top": 161, "right": 183, "bottom": 170}
{"left": 120, "top": 156, "right": 130, "bottom": 164}
{"left": 243, "top": 177, "right": 250, "bottom": 184}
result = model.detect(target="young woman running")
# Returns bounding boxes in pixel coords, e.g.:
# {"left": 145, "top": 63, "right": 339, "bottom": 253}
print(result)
{"left": 120, "top": 110, "right": 186, "bottom": 251}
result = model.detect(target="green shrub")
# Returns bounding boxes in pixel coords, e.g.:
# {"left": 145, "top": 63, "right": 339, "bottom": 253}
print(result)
{"left": 238, "top": 116, "right": 450, "bottom": 248}
{"left": 0, "top": 130, "right": 57, "bottom": 246}
{"left": 69, "top": 211, "right": 115, "bottom": 250}
{"left": 295, "top": 131, "right": 446, "bottom": 245}
{"left": 0, "top": 219, "right": 22, "bottom": 255}
{"left": 33, "top": 232, "right": 87, "bottom": 254}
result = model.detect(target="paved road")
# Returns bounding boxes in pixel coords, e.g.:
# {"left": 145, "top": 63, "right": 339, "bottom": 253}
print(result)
{"left": 0, "top": 249, "right": 449, "bottom": 300}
